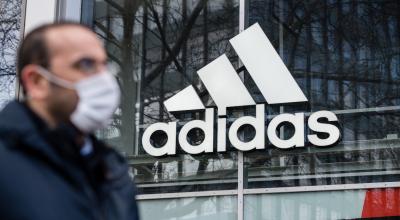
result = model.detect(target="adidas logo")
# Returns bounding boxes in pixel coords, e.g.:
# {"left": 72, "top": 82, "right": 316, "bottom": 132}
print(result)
{"left": 142, "top": 23, "right": 340, "bottom": 157}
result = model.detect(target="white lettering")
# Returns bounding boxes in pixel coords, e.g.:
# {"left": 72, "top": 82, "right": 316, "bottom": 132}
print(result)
{"left": 142, "top": 122, "right": 176, "bottom": 156}
{"left": 267, "top": 113, "right": 305, "bottom": 149}
{"left": 228, "top": 104, "right": 265, "bottom": 151}
{"left": 141, "top": 107, "right": 341, "bottom": 156}
{"left": 178, "top": 108, "right": 214, "bottom": 154}
{"left": 308, "top": 110, "right": 340, "bottom": 147}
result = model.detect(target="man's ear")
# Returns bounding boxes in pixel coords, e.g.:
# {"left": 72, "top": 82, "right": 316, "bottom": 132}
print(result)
{"left": 21, "top": 65, "right": 50, "bottom": 100}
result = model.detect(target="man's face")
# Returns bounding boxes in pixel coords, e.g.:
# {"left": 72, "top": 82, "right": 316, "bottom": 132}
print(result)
{"left": 43, "top": 26, "right": 107, "bottom": 124}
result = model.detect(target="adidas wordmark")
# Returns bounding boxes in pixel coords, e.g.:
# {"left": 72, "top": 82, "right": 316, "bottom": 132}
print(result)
{"left": 142, "top": 23, "right": 340, "bottom": 157}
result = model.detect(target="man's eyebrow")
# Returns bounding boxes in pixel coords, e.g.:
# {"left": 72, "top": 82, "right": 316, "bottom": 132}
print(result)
{"left": 71, "top": 57, "right": 93, "bottom": 63}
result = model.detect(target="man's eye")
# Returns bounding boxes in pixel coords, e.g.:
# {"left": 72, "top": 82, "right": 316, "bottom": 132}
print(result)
{"left": 76, "top": 58, "right": 96, "bottom": 73}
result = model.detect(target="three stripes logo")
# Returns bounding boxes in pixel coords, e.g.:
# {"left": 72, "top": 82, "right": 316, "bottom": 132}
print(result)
{"left": 142, "top": 23, "right": 341, "bottom": 157}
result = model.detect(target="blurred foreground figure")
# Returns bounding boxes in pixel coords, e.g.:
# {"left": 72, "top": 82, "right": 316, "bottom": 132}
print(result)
{"left": 0, "top": 23, "right": 139, "bottom": 220}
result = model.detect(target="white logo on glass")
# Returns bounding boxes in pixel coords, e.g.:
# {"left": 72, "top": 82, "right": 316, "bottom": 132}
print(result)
{"left": 142, "top": 23, "right": 340, "bottom": 157}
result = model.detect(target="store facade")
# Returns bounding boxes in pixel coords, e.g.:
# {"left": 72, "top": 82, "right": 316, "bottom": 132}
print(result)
{"left": 2, "top": 0, "right": 400, "bottom": 219}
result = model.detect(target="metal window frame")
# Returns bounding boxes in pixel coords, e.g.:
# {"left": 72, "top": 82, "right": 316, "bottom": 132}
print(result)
{"left": 56, "top": 0, "right": 82, "bottom": 22}
{"left": 237, "top": 1, "right": 249, "bottom": 219}
{"left": 137, "top": 181, "right": 400, "bottom": 200}
{"left": 80, "top": 0, "right": 94, "bottom": 27}
{"left": 137, "top": 189, "right": 238, "bottom": 201}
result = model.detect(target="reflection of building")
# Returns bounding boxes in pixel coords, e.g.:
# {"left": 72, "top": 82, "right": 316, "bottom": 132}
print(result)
{"left": 3, "top": 0, "right": 400, "bottom": 219}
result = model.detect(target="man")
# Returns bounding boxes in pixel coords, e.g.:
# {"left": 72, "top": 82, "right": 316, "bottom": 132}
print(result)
{"left": 0, "top": 22, "right": 139, "bottom": 220}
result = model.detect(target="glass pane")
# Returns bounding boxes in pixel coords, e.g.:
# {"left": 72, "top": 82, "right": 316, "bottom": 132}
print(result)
{"left": 0, "top": 0, "right": 22, "bottom": 108}
{"left": 139, "top": 195, "right": 237, "bottom": 220}
{"left": 90, "top": 0, "right": 239, "bottom": 193}
{"left": 244, "top": 190, "right": 365, "bottom": 219}
{"left": 244, "top": 0, "right": 400, "bottom": 188}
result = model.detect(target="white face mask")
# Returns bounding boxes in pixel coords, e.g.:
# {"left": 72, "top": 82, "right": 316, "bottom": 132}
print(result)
{"left": 36, "top": 67, "right": 121, "bottom": 133}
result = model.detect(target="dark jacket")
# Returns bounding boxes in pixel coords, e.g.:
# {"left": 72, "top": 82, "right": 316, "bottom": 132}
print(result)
{"left": 0, "top": 101, "right": 139, "bottom": 220}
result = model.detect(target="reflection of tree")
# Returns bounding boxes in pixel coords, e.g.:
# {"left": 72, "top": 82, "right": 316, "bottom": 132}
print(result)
{"left": 94, "top": 0, "right": 210, "bottom": 153}
{"left": 92, "top": 0, "right": 400, "bottom": 192}
{"left": 0, "top": 0, "right": 22, "bottom": 108}
{"left": 246, "top": 0, "right": 400, "bottom": 189}
{"left": 248, "top": 0, "right": 400, "bottom": 143}
{"left": 92, "top": 0, "right": 239, "bottom": 195}
{"left": 140, "top": 195, "right": 236, "bottom": 220}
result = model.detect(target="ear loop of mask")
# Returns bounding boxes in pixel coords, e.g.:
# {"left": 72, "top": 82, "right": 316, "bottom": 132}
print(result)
{"left": 36, "top": 63, "right": 120, "bottom": 89}
{"left": 36, "top": 66, "right": 76, "bottom": 90}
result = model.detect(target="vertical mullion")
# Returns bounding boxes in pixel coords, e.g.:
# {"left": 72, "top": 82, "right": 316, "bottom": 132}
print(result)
{"left": 278, "top": 2, "right": 285, "bottom": 219}
{"left": 80, "top": 0, "right": 94, "bottom": 27}
{"left": 238, "top": 1, "right": 246, "bottom": 220}
{"left": 279, "top": 0, "right": 285, "bottom": 127}
{"left": 238, "top": 151, "right": 244, "bottom": 220}
{"left": 55, "top": 0, "right": 63, "bottom": 22}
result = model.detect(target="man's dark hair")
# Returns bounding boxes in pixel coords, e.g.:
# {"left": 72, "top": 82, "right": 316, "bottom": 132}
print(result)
{"left": 17, "top": 22, "right": 91, "bottom": 93}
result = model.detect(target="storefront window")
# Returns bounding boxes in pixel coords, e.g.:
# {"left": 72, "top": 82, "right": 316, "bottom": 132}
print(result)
{"left": 244, "top": 0, "right": 400, "bottom": 188}
{"left": 87, "top": 0, "right": 239, "bottom": 194}
{"left": 244, "top": 190, "right": 365, "bottom": 219}
{"left": 0, "top": 0, "right": 22, "bottom": 108}
{"left": 139, "top": 196, "right": 237, "bottom": 219}
{"left": 85, "top": 0, "right": 400, "bottom": 197}
{"left": 82, "top": 0, "right": 400, "bottom": 219}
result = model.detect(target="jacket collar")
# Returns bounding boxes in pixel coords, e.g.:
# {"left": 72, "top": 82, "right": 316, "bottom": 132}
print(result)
{"left": 0, "top": 101, "right": 56, "bottom": 154}
{"left": 0, "top": 101, "right": 92, "bottom": 186}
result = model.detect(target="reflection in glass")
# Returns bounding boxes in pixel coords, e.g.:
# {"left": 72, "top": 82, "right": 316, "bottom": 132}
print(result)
{"left": 139, "top": 196, "right": 237, "bottom": 220}
{"left": 244, "top": 0, "right": 400, "bottom": 188}
{"left": 0, "top": 0, "right": 22, "bottom": 108}
{"left": 88, "top": 0, "right": 400, "bottom": 194}
{"left": 244, "top": 191, "right": 365, "bottom": 220}
{"left": 90, "top": 0, "right": 239, "bottom": 193}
